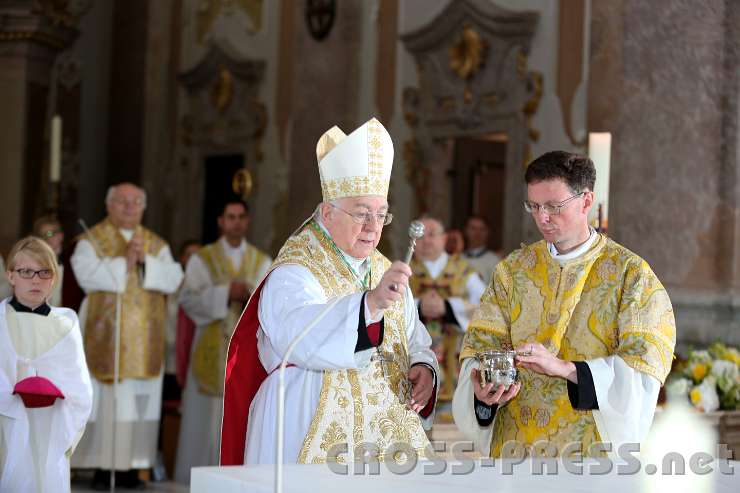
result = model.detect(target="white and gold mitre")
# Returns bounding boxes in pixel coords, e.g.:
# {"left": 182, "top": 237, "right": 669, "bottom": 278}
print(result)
{"left": 316, "top": 117, "right": 393, "bottom": 201}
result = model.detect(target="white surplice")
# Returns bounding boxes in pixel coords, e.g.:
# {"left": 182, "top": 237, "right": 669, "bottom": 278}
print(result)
{"left": 452, "top": 229, "right": 661, "bottom": 455}
{"left": 69, "top": 230, "right": 183, "bottom": 470}
{"left": 244, "top": 252, "right": 438, "bottom": 464}
{"left": 462, "top": 247, "right": 501, "bottom": 285}
{"left": 175, "top": 239, "right": 271, "bottom": 483}
{"left": 415, "top": 252, "right": 486, "bottom": 331}
{"left": 0, "top": 299, "right": 93, "bottom": 493}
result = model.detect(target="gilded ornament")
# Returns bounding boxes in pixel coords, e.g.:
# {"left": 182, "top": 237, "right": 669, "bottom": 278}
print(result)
{"left": 448, "top": 25, "right": 487, "bottom": 80}
{"left": 232, "top": 168, "right": 254, "bottom": 200}
{"left": 210, "top": 66, "right": 234, "bottom": 112}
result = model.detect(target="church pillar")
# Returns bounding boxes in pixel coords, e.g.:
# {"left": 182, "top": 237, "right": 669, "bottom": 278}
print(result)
{"left": 0, "top": 1, "right": 79, "bottom": 253}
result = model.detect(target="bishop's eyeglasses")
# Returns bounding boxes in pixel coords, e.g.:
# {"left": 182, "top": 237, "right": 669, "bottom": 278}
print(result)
{"left": 523, "top": 191, "right": 585, "bottom": 216}
{"left": 330, "top": 204, "right": 393, "bottom": 226}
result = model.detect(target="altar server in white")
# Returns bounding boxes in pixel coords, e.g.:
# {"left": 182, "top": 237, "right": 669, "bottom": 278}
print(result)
{"left": 0, "top": 236, "right": 92, "bottom": 493}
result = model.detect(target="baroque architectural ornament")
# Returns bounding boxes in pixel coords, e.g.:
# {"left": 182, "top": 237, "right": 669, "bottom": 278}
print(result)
{"left": 196, "top": 0, "right": 263, "bottom": 41}
{"left": 179, "top": 42, "right": 266, "bottom": 157}
{"left": 448, "top": 25, "right": 487, "bottom": 103}
{"left": 400, "top": 0, "right": 540, "bottom": 247}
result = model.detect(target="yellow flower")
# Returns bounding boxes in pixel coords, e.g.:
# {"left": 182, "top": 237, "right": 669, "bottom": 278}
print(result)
{"left": 690, "top": 388, "right": 702, "bottom": 405}
{"left": 692, "top": 363, "right": 708, "bottom": 382}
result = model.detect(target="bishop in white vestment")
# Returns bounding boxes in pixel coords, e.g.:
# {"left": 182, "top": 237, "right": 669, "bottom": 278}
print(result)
{"left": 221, "top": 118, "right": 439, "bottom": 466}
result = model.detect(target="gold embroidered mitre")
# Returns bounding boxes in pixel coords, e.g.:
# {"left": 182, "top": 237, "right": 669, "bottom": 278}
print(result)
{"left": 317, "top": 117, "right": 394, "bottom": 201}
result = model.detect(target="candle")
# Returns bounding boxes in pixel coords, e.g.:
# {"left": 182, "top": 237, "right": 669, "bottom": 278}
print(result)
{"left": 50, "top": 115, "right": 62, "bottom": 183}
{"left": 588, "top": 132, "right": 611, "bottom": 225}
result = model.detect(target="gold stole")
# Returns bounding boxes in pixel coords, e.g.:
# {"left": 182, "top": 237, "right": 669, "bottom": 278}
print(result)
{"left": 461, "top": 235, "right": 675, "bottom": 457}
{"left": 271, "top": 221, "right": 430, "bottom": 464}
{"left": 410, "top": 254, "right": 477, "bottom": 401}
{"left": 192, "top": 241, "right": 269, "bottom": 396}
{"left": 82, "top": 219, "right": 167, "bottom": 381}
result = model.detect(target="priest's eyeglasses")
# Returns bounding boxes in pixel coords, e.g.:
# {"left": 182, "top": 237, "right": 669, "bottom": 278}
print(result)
{"left": 14, "top": 268, "right": 54, "bottom": 280}
{"left": 523, "top": 192, "right": 585, "bottom": 216}
{"left": 331, "top": 204, "right": 393, "bottom": 226}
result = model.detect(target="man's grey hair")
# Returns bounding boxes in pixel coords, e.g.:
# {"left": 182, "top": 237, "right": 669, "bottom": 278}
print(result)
{"left": 416, "top": 214, "right": 445, "bottom": 232}
{"left": 105, "top": 184, "right": 147, "bottom": 208}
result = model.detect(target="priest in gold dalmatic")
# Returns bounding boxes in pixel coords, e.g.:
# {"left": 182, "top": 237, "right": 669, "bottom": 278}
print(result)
{"left": 174, "top": 199, "right": 271, "bottom": 483}
{"left": 453, "top": 151, "right": 676, "bottom": 458}
{"left": 70, "top": 183, "right": 184, "bottom": 488}
{"left": 409, "top": 216, "right": 485, "bottom": 421}
{"left": 220, "top": 118, "right": 439, "bottom": 466}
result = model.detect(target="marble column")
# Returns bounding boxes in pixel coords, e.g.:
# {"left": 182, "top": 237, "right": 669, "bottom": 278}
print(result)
{"left": 588, "top": 0, "right": 740, "bottom": 350}
{"left": 0, "top": 1, "right": 79, "bottom": 253}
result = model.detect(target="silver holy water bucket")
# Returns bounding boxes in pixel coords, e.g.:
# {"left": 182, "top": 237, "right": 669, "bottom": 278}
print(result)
{"left": 475, "top": 350, "right": 517, "bottom": 388}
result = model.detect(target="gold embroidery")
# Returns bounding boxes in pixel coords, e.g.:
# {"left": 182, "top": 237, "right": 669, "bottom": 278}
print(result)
{"left": 275, "top": 221, "right": 430, "bottom": 463}
{"left": 410, "top": 254, "right": 477, "bottom": 402}
{"left": 81, "top": 219, "right": 167, "bottom": 381}
{"left": 192, "top": 241, "right": 269, "bottom": 395}
{"left": 461, "top": 234, "right": 676, "bottom": 456}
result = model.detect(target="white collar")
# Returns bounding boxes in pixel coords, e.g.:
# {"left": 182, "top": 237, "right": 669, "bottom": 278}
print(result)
{"left": 464, "top": 246, "right": 487, "bottom": 257}
{"left": 119, "top": 228, "right": 135, "bottom": 242}
{"left": 315, "top": 218, "right": 370, "bottom": 275}
{"left": 547, "top": 228, "right": 597, "bottom": 264}
{"left": 421, "top": 252, "right": 449, "bottom": 279}
{"left": 220, "top": 236, "right": 246, "bottom": 254}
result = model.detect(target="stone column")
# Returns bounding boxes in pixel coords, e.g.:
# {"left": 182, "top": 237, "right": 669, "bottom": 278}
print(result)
{"left": 0, "top": 1, "right": 80, "bottom": 253}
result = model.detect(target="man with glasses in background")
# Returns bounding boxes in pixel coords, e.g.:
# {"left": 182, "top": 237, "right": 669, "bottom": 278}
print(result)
{"left": 69, "top": 182, "right": 184, "bottom": 489}
{"left": 453, "top": 151, "right": 675, "bottom": 458}
{"left": 220, "top": 118, "right": 439, "bottom": 465}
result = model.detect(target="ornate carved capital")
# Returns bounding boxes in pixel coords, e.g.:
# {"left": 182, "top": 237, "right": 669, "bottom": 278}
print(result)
{"left": 400, "top": 0, "right": 539, "bottom": 135}
{"left": 0, "top": 0, "right": 88, "bottom": 50}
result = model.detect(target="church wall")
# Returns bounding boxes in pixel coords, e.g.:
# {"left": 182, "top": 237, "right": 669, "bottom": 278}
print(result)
{"left": 589, "top": 0, "right": 740, "bottom": 349}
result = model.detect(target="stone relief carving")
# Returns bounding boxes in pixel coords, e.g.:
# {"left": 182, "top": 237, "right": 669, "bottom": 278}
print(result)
{"left": 196, "top": 0, "right": 263, "bottom": 41}
{"left": 400, "top": 0, "right": 540, "bottom": 250}
{"left": 179, "top": 42, "right": 266, "bottom": 157}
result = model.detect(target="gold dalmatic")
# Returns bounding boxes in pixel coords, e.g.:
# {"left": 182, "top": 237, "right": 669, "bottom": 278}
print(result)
{"left": 272, "top": 221, "right": 430, "bottom": 464}
{"left": 410, "top": 255, "right": 478, "bottom": 403}
{"left": 82, "top": 219, "right": 168, "bottom": 381}
{"left": 460, "top": 234, "right": 676, "bottom": 457}
{"left": 192, "top": 241, "right": 269, "bottom": 396}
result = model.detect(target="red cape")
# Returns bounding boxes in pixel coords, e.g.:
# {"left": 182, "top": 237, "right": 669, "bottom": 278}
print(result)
{"left": 220, "top": 279, "right": 268, "bottom": 465}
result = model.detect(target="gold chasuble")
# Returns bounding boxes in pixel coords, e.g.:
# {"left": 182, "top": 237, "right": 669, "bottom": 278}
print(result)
{"left": 191, "top": 241, "right": 269, "bottom": 395}
{"left": 82, "top": 219, "right": 168, "bottom": 381}
{"left": 410, "top": 255, "right": 478, "bottom": 403}
{"left": 275, "top": 221, "right": 429, "bottom": 464}
{"left": 460, "top": 234, "right": 675, "bottom": 457}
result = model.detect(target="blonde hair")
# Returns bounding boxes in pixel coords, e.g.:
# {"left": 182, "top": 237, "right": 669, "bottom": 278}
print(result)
{"left": 6, "top": 236, "right": 59, "bottom": 286}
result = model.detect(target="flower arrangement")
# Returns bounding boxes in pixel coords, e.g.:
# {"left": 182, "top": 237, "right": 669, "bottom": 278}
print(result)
{"left": 665, "top": 342, "right": 740, "bottom": 412}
